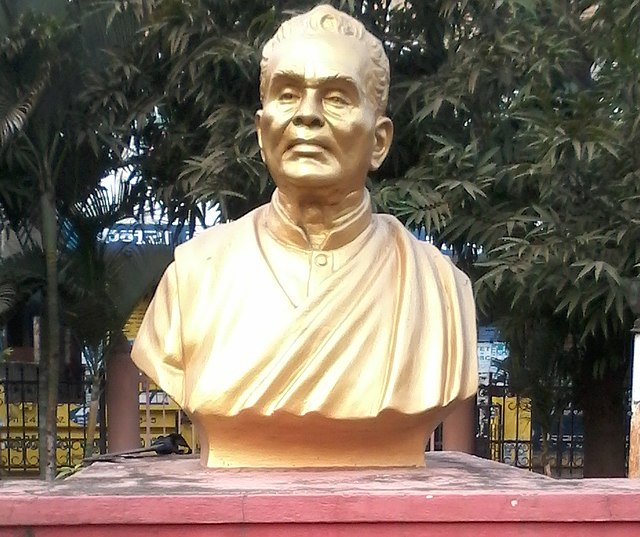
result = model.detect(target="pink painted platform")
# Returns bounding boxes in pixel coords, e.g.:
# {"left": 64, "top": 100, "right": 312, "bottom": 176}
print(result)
{"left": 2, "top": 452, "right": 640, "bottom": 536}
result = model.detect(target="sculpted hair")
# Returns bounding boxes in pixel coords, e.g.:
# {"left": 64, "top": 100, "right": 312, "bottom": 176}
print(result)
{"left": 260, "top": 4, "right": 390, "bottom": 114}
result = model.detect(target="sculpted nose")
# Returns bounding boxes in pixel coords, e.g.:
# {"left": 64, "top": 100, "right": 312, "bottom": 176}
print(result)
{"left": 292, "top": 93, "right": 324, "bottom": 128}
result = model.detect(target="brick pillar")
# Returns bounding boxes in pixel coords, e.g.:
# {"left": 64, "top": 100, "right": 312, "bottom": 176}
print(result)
{"left": 442, "top": 396, "right": 476, "bottom": 454}
{"left": 106, "top": 337, "right": 140, "bottom": 452}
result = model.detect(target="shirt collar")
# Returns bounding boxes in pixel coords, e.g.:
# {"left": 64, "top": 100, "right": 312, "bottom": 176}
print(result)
{"left": 265, "top": 189, "right": 373, "bottom": 251}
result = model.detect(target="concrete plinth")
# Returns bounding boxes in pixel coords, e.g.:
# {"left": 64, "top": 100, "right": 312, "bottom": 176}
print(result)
{"left": 2, "top": 452, "right": 640, "bottom": 536}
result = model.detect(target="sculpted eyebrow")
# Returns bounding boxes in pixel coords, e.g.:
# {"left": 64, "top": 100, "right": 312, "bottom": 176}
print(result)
{"left": 271, "top": 70, "right": 358, "bottom": 88}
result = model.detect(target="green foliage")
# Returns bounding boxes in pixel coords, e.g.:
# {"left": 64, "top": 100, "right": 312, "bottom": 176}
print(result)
{"left": 86, "top": 0, "right": 453, "bottom": 221}
{"left": 0, "top": 346, "right": 12, "bottom": 363}
{"left": 0, "top": 0, "right": 161, "bottom": 479}
{"left": 378, "top": 1, "right": 640, "bottom": 348}
{"left": 500, "top": 310, "right": 574, "bottom": 424}
{"left": 0, "top": 0, "right": 156, "bottom": 333}
{"left": 373, "top": 2, "right": 638, "bottom": 473}
{"left": 0, "top": 181, "right": 172, "bottom": 351}
{"left": 55, "top": 462, "right": 84, "bottom": 479}
{"left": 85, "top": 0, "right": 269, "bottom": 222}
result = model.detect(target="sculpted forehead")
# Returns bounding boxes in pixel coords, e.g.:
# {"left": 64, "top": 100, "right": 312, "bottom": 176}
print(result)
{"left": 264, "top": 35, "right": 370, "bottom": 95}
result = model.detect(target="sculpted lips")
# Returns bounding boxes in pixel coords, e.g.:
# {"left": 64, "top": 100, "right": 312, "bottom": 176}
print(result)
{"left": 285, "top": 137, "right": 329, "bottom": 156}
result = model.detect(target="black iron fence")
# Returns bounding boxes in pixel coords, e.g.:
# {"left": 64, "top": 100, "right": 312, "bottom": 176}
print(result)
{"left": 2, "top": 364, "right": 629, "bottom": 478}
{"left": 476, "top": 374, "right": 631, "bottom": 478}
{"left": 0, "top": 363, "right": 106, "bottom": 476}
{"left": 476, "top": 378, "right": 534, "bottom": 472}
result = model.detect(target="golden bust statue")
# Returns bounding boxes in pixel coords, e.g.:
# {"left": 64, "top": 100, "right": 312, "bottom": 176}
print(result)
{"left": 132, "top": 4, "right": 478, "bottom": 468}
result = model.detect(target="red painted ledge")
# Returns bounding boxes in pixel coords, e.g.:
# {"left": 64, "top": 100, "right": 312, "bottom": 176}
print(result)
{"left": 2, "top": 453, "right": 640, "bottom": 536}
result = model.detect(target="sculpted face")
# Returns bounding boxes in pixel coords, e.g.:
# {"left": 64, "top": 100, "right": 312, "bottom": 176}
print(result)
{"left": 256, "top": 33, "right": 393, "bottom": 197}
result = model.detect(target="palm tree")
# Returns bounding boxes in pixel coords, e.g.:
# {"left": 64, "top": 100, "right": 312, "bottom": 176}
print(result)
{"left": 0, "top": 0, "right": 142, "bottom": 479}
{"left": 61, "top": 181, "right": 172, "bottom": 457}
{"left": 0, "top": 179, "right": 173, "bottom": 472}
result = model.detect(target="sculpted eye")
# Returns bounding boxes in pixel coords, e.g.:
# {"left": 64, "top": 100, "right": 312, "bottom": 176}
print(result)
{"left": 324, "top": 93, "right": 350, "bottom": 107}
{"left": 278, "top": 90, "right": 298, "bottom": 102}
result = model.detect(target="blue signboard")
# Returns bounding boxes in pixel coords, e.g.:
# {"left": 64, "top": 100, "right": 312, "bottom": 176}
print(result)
{"left": 99, "top": 224, "right": 190, "bottom": 248}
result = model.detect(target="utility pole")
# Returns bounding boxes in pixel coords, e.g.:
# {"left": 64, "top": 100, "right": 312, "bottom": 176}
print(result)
{"left": 627, "top": 278, "right": 640, "bottom": 478}
{"left": 630, "top": 319, "right": 640, "bottom": 478}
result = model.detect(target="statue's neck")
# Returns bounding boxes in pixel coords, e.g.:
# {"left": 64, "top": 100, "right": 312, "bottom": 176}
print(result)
{"left": 275, "top": 188, "right": 367, "bottom": 249}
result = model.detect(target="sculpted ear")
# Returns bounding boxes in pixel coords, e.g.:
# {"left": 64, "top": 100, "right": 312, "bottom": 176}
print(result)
{"left": 370, "top": 116, "right": 393, "bottom": 171}
{"left": 255, "top": 110, "right": 266, "bottom": 162}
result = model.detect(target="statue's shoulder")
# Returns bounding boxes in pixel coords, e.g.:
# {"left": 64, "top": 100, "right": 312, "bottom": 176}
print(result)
{"left": 173, "top": 206, "right": 265, "bottom": 267}
{"left": 374, "top": 213, "right": 442, "bottom": 255}
{"left": 375, "top": 214, "right": 472, "bottom": 286}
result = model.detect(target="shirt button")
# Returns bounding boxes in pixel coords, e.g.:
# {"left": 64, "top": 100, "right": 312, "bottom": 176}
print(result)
{"left": 315, "top": 253, "right": 328, "bottom": 267}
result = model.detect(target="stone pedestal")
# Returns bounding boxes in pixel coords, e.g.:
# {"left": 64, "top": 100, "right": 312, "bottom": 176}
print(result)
{"left": 2, "top": 452, "right": 640, "bottom": 536}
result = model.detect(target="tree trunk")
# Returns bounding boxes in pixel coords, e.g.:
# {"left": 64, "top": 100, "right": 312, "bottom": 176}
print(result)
{"left": 84, "top": 372, "right": 102, "bottom": 458}
{"left": 581, "top": 362, "right": 628, "bottom": 478}
{"left": 540, "top": 429, "right": 552, "bottom": 477}
{"left": 38, "top": 189, "right": 60, "bottom": 481}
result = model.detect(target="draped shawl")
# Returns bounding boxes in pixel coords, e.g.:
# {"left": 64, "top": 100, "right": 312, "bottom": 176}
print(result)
{"left": 132, "top": 205, "right": 478, "bottom": 421}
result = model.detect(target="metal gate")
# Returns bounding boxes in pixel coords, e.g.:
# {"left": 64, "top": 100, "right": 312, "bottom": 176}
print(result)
{"left": 0, "top": 363, "right": 105, "bottom": 476}
{"left": 476, "top": 374, "right": 590, "bottom": 477}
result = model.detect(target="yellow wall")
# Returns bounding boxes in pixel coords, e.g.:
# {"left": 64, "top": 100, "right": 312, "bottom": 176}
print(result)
{"left": 490, "top": 395, "right": 532, "bottom": 467}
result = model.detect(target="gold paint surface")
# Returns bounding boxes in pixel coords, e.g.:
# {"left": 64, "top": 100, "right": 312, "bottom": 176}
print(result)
{"left": 131, "top": 5, "right": 478, "bottom": 468}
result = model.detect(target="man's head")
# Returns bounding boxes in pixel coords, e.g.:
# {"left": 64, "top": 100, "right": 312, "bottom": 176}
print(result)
{"left": 260, "top": 5, "right": 390, "bottom": 116}
{"left": 255, "top": 5, "right": 393, "bottom": 198}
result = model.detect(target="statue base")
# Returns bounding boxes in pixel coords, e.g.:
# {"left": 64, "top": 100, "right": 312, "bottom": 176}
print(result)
{"left": 2, "top": 452, "right": 640, "bottom": 536}
{"left": 195, "top": 411, "right": 441, "bottom": 467}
